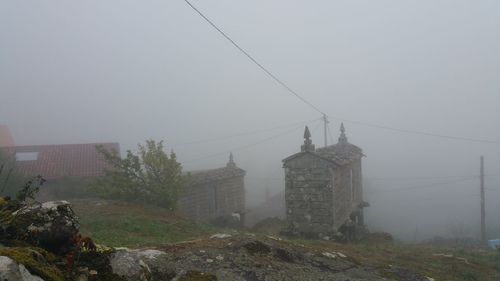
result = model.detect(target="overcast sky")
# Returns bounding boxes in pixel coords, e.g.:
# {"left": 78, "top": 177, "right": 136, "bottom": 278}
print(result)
{"left": 1, "top": 0, "right": 499, "bottom": 240}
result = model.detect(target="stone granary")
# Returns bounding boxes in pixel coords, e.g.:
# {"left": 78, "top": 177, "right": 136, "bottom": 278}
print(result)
{"left": 282, "top": 124, "right": 367, "bottom": 238}
{"left": 178, "top": 153, "right": 246, "bottom": 224}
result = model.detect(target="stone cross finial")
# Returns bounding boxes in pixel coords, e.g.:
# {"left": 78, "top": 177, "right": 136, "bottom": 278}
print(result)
{"left": 338, "top": 122, "right": 348, "bottom": 144}
{"left": 301, "top": 126, "right": 315, "bottom": 152}
{"left": 227, "top": 152, "right": 236, "bottom": 168}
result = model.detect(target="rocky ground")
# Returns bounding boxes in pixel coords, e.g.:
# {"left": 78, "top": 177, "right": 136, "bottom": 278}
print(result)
{"left": 1, "top": 199, "right": 498, "bottom": 281}
{"left": 145, "top": 233, "right": 431, "bottom": 281}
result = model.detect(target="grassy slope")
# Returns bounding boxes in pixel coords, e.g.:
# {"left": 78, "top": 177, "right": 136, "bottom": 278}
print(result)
{"left": 293, "top": 240, "right": 500, "bottom": 281}
{"left": 71, "top": 200, "right": 499, "bottom": 280}
{"left": 71, "top": 199, "right": 217, "bottom": 248}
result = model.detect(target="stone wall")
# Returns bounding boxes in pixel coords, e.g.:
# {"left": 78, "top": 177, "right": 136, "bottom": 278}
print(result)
{"left": 332, "top": 159, "right": 363, "bottom": 230}
{"left": 351, "top": 159, "right": 363, "bottom": 207}
{"left": 284, "top": 126, "right": 366, "bottom": 237}
{"left": 332, "top": 165, "right": 352, "bottom": 230}
{"left": 178, "top": 175, "right": 245, "bottom": 222}
{"left": 284, "top": 154, "right": 364, "bottom": 235}
{"left": 284, "top": 153, "right": 334, "bottom": 236}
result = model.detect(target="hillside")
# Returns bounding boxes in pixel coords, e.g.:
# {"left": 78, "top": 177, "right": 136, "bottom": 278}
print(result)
{"left": 69, "top": 200, "right": 500, "bottom": 281}
{"left": 71, "top": 199, "right": 217, "bottom": 248}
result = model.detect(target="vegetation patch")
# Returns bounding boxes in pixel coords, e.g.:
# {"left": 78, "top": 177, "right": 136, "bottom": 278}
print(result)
{"left": 293, "top": 239, "right": 500, "bottom": 281}
{"left": 244, "top": 240, "right": 271, "bottom": 255}
{"left": 92, "top": 140, "right": 185, "bottom": 209}
{"left": 72, "top": 200, "right": 217, "bottom": 247}
{"left": 274, "top": 247, "right": 296, "bottom": 263}
{"left": 0, "top": 247, "right": 64, "bottom": 281}
{"left": 251, "top": 217, "right": 286, "bottom": 235}
{"left": 179, "top": 270, "right": 218, "bottom": 281}
{"left": 76, "top": 251, "right": 127, "bottom": 281}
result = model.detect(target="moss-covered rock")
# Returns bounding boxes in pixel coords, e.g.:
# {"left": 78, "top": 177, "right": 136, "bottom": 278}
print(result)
{"left": 10, "top": 201, "right": 79, "bottom": 253}
{"left": 0, "top": 247, "right": 64, "bottom": 281}
{"left": 77, "top": 251, "right": 127, "bottom": 281}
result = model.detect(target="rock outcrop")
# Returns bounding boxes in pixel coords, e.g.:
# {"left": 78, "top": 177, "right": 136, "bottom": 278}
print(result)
{"left": 0, "top": 199, "right": 124, "bottom": 281}
{"left": 9, "top": 201, "right": 79, "bottom": 253}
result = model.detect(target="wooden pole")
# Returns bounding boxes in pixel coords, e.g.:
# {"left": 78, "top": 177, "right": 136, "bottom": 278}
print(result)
{"left": 323, "top": 114, "right": 328, "bottom": 147}
{"left": 480, "top": 156, "right": 486, "bottom": 243}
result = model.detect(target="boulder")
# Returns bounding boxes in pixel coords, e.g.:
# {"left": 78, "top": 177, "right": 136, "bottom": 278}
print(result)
{"left": 136, "top": 250, "right": 176, "bottom": 281}
{"left": 109, "top": 250, "right": 153, "bottom": 281}
{"left": 10, "top": 201, "right": 79, "bottom": 253}
{"left": 0, "top": 255, "right": 45, "bottom": 281}
{"left": 110, "top": 249, "right": 176, "bottom": 281}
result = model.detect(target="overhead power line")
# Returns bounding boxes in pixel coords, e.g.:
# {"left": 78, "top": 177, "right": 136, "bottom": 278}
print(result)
{"left": 182, "top": 0, "right": 325, "bottom": 116}
{"left": 328, "top": 115, "right": 500, "bottom": 144}
{"left": 182, "top": 0, "right": 499, "bottom": 145}
{"left": 181, "top": 119, "right": 320, "bottom": 164}
{"left": 368, "top": 177, "right": 477, "bottom": 193}
{"left": 367, "top": 175, "right": 480, "bottom": 181}
{"left": 248, "top": 174, "right": 500, "bottom": 183}
{"left": 173, "top": 117, "right": 320, "bottom": 147}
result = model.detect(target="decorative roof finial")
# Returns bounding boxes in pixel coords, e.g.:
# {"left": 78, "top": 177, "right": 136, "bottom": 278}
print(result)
{"left": 227, "top": 152, "right": 236, "bottom": 168}
{"left": 338, "top": 122, "right": 348, "bottom": 144}
{"left": 301, "top": 126, "right": 315, "bottom": 152}
{"left": 304, "top": 126, "right": 311, "bottom": 140}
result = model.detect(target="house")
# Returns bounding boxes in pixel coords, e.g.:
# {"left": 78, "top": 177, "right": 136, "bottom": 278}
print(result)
{"left": 0, "top": 143, "right": 120, "bottom": 180}
{"left": 179, "top": 153, "right": 246, "bottom": 223}
{"left": 282, "top": 124, "right": 367, "bottom": 237}
{"left": 0, "top": 143, "right": 120, "bottom": 199}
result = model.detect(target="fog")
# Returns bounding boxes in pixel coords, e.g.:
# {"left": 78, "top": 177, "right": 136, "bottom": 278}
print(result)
{"left": 1, "top": 0, "right": 499, "bottom": 241}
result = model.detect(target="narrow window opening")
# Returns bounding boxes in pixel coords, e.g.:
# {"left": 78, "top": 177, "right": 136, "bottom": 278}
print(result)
{"left": 210, "top": 185, "right": 218, "bottom": 215}
{"left": 350, "top": 169, "right": 354, "bottom": 201}
{"left": 16, "top": 152, "right": 38, "bottom": 161}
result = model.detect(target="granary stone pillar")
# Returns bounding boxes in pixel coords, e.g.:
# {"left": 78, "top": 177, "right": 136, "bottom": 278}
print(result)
{"left": 227, "top": 152, "right": 236, "bottom": 168}
{"left": 301, "top": 126, "right": 315, "bottom": 152}
{"left": 357, "top": 209, "right": 364, "bottom": 226}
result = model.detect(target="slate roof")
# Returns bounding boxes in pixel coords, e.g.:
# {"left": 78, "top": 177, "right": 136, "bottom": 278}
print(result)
{"left": 316, "top": 142, "right": 364, "bottom": 163}
{"left": 187, "top": 166, "right": 246, "bottom": 186}
{"left": 0, "top": 143, "right": 120, "bottom": 179}
{"left": 282, "top": 150, "right": 343, "bottom": 166}
{"left": 283, "top": 124, "right": 364, "bottom": 166}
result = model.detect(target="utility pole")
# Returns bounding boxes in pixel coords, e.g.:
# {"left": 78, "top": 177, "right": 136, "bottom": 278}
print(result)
{"left": 480, "top": 155, "right": 486, "bottom": 243}
{"left": 323, "top": 114, "right": 329, "bottom": 147}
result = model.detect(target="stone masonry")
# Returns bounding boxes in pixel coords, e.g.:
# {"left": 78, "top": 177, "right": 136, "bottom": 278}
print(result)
{"left": 178, "top": 153, "right": 246, "bottom": 223}
{"left": 283, "top": 124, "right": 367, "bottom": 237}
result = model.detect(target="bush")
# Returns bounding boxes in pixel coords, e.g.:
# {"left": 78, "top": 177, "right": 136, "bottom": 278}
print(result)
{"left": 92, "top": 139, "right": 185, "bottom": 209}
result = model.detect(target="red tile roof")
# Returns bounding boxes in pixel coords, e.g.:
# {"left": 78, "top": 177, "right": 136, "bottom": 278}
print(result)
{"left": 0, "top": 125, "right": 15, "bottom": 147}
{"left": 0, "top": 143, "right": 120, "bottom": 179}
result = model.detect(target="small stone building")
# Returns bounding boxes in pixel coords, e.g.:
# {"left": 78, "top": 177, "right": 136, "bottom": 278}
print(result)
{"left": 283, "top": 124, "right": 367, "bottom": 237}
{"left": 179, "top": 153, "right": 246, "bottom": 223}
